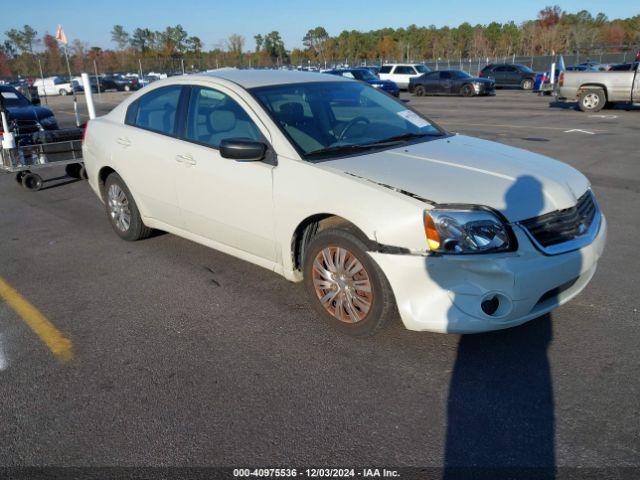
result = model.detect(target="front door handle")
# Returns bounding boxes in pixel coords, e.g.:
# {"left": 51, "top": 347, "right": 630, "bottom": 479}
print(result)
{"left": 176, "top": 154, "right": 196, "bottom": 165}
{"left": 116, "top": 137, "right": 131, "bottom": 147}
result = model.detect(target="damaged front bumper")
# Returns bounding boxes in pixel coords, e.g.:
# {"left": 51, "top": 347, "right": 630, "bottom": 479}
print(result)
{"left": 368, "top": 215, "right": 607, "bottom": 334}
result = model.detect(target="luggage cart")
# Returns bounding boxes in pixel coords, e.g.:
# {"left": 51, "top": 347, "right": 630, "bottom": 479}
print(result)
{"left": 1, "top": 139, "right": 84, "bottom": 191}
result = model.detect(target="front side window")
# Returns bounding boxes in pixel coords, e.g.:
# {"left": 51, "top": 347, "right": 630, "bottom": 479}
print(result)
{"left": 185, "top": 86, "right": 261, "bottom": 148}
{"left": 251, "top": 81, "right": 444, "bottom": 160}
{"left": 129, "top": 85, "right": 182, "bottom": 135}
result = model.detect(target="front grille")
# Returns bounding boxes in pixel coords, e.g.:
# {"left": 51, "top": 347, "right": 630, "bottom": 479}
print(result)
{"left": 520, "top": 191, "right": 597, "bottom": 249}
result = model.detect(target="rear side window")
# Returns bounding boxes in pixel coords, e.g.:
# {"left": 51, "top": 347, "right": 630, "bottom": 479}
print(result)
{"left": 128, "top": 85, "right": 182, "bottom": 135}
{"left": 395, "top": 66, "right": 414, "bottom": 75}
{"left": 184, "top": 86, "right": 261, "bottom": 148}
{"left": 379, "top": 66, "right": 392, "bottom": 74}
{"left": 440, "top": 71, "right": 452, "bottom": 79}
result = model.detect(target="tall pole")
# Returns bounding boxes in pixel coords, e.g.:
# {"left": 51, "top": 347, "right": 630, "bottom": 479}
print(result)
{"left": 63, "top": 45, "right": 80, "bottom": 127}
{"left": 93, "top": 59, "right": 101, "bottom": 98}
{"left": 37, "top": 57, "right": 48, "bottom": 105}
{"left": 138, "top": 58, "right": 144, "bottom": 82}
{"left": 181, "top": 58, "right": 185, "bottom": 75}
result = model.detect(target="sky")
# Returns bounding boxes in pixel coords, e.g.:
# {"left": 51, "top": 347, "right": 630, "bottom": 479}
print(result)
{"left": 1, "top": 0, "right": 637, "bottom": 50}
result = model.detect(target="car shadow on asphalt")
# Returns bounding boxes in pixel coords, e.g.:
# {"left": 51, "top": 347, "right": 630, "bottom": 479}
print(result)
{"left": 427, "top": 175, "right": 585, "bottom": 479}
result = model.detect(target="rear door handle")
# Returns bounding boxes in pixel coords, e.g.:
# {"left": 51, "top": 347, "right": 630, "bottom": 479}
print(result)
{"left": 176, "top": 154, "right": 196, "bottom": 165}
{"left": 116, "top": 137, "right": 131, "bottom": 147}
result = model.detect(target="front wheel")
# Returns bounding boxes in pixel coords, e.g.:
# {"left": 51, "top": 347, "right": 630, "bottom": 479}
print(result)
{"left": 461, "top": 84, "right": 475, "bottom": 97}
{"left": 578, "top": 89, "right": 606, "bottom": 112}
{"left": 520, "top": 78, "right": 534, "bottom": 90}
{"left": 303, "top": 228, "right": 396, "bottom": 336}
{"left": 414, "top": 85, "right": 426, "bottom": 97}
{"left": 59, "top": 89, "right": 68, "bottom": 96}
{"left": 104, "top": 173, "right": 152, "bottom": 241}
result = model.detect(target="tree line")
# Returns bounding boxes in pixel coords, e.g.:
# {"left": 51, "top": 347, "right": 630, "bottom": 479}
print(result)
{"left": 1, "top": 6, "right": 639, "bottom": 77}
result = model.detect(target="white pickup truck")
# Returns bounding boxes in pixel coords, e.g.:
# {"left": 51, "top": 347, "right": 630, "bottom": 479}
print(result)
{"left": 557, "top": 63, "right": 640, "bottom": 112}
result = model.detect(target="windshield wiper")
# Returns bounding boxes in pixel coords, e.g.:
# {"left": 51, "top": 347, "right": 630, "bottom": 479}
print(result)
{"left": 305, "top": 143, "right": 381, "bottom": 159}
{"left": 305, "top": 132, "right": 441, "bottom": 159}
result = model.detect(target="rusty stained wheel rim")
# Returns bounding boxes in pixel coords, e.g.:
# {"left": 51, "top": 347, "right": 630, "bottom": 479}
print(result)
{"left": 312, "top": 246, "right": 373, "bottom": 323}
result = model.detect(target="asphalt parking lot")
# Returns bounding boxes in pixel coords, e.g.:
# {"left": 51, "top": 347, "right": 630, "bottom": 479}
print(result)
{"left": 1, "top": 88, "right": 639, "bottom": 474}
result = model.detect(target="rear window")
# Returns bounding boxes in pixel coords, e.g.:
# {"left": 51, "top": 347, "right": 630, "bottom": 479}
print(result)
{"left": 379, "top": 66, "right": 392, "bottom": 74}
{"left": 128, "top": 85, "right": 182, "bottom": 136}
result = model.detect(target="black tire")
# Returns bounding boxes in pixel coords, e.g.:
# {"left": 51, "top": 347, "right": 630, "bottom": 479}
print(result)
{"left": 414, "top": 85, "right": 426, "bottom": 97}
{"left": 303, "top": 227, "right": 396, "bottom": 336}
{"left": 103, "top": 172, "right": 153, "bottom": 241}
{"left": 59, "top": 89, "right": 68, "bottom": 96}
{"left": 461, "top": 84, "right": 475, "bottom": 97}
{"left": 520, "top": 78, "right": 534, "bottom": 90}
{"left": 578, "top": 89, "right": 606, "bottom": 112}
{"left": 15, "top": 171, "right": 27, "bottom": 184}
{"left": 124, "top": 85, "right": 131, "bottom": 92}
{"left": 78, "top": 164, "right": 88, "bottom": 180}
{"left": 21, "top": 173, "right": 43, "bottom": 191}
{"left": 65, "top": 163, "right": 82, "bottom": 179}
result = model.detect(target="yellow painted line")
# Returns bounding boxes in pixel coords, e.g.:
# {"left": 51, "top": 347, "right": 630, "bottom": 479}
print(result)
{"left": 0, "top": 277, "right": 73, "bottom": 362}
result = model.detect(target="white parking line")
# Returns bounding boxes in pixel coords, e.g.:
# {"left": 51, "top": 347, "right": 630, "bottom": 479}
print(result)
{"left": 564, "top": 129, "right": 595, "bottom": 135}
{"left": 439, "top": 121, "right": 606, "bottom": 133}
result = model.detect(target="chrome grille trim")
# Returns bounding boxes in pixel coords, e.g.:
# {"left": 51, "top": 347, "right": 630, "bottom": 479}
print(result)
{"left": 518, "top": 191, "right": 601, "bottom": 255}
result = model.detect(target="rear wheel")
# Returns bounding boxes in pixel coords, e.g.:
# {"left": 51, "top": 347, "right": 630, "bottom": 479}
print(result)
{"left": 520, "top": 78, "right": 534, "bottom": 90}
{"left": 21, "top": 173, "right": 43, "bottom": 191}
{"left": 578, "top": 89, "right": 606, "bottom": 112}
{"left": 65, "top": 163, "right": 82, "bottom": 179}
{"left": 59, "top": 89, "right": 68, "bottom": 96}
{"left": 303, "top": 228, "right": 396, "bottom": 336}
{"left": 414, "top": 85, "right": 426, "bottom": 97}
{"left": 461, "top": 84, "right": 475, "bottom": 97}
{"left": 104, "top": 173, "right": 153, "bottom": 241}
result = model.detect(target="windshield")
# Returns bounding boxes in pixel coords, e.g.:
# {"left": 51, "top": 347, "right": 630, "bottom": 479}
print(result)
{"left": 251, "top": 81, "right": 444, "bottom": 160}
{"left": 0, "top": 87, "right": 31, "bottom": 107}
{"left": 415, "top": 65, "right": 430, "bottom": 73}
{"left": 518, "top": 65, "right": 534, "bottom": 73}
{"left": 352, "top": 70, "right": 377, "bottom": 81}
{"left": 452, "top": 70, "right": 472, "bottom": 79}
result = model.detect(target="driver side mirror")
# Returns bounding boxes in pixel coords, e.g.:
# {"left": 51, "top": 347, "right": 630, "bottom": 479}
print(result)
{"left": 220, "top": 138, "right": 267, "bottom": 162}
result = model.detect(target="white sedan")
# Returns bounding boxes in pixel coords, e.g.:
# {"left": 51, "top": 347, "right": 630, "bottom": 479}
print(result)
{"left": 82, "top": 70, "right": 606, "bottom": 335}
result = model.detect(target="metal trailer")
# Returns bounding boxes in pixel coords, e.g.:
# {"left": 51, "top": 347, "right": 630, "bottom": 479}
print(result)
{"left": 1, "top": 139, "right": 84, "bottom": 191}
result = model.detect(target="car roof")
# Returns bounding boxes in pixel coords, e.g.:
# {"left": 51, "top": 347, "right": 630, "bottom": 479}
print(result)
{"left": 199, "top": 69, "right": 349, "bottom": 88}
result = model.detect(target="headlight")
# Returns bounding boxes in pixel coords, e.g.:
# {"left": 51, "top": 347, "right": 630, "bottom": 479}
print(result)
{"left": 39, "top": 116, "right": 57, "bottom": 127}
{"left": 372, "top": 84, "right": 383, "bottom": 88}
{"left": 424, "top": 208, "right": 512, "bottom": 254}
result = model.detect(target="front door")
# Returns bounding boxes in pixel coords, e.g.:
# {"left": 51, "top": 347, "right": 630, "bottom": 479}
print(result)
{"left": 174, "top": 85, "right": 277, "bottom": 262}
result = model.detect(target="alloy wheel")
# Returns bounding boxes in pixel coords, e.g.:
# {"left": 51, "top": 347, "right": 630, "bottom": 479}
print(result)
{"left": 107, "top": 184, "right": 131, "bottom": 233}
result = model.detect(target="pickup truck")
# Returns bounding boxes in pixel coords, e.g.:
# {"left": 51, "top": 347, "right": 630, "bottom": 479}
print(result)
{"left": 557, "top": 63, "right": 640, "bottom": 112}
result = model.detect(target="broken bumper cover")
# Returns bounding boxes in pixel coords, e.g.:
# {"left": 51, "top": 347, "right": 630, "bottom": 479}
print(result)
{"left": 369, "top": 215, "right": 607, "bottom": 334}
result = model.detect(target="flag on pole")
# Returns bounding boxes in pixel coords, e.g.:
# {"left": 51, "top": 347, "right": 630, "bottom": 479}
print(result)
{"left": 55, "top": 25, "right": 68, "bottom": 45}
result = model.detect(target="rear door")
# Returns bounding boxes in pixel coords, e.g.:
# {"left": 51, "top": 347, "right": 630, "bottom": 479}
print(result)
{"left": 174, "top": 85, "right": 277, "bottom": 261}
{"left": 503, "top": 66, "right": 519, "bottom": 85}
{"left": 115, "top": 85, "right": 186, "bottom": 228}
{"left": 421, "top": 72, "right": 439, "bottom": 94}
{"left": 392, "top": 66, "right": 414, "bottom": 88}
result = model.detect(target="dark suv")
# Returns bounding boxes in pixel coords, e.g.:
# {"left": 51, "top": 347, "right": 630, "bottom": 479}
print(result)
{"left": 479, "top": 64, "right": 537, "bottom": 90}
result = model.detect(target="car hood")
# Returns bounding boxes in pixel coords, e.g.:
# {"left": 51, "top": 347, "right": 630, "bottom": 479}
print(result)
{"left": 317, "top": 134, "right": 590, "bottom": 222}
{"left": 371, "top": 80, "right": 398, "bottom": 89}
{"left": 7, "top": 105, "right": 55, "bottom": 121}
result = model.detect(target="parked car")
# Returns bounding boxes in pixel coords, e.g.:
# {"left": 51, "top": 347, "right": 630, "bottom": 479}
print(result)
{"left": 326, "top": 68, "right": 399, "bottom": 96}
{"left": 99, "top": 75, "right": 140, "bottom": 92}
{"left": 362, "top": 66, "right": 380, "bottom": 77}
{"left": 607, "top": 62, "right": 639, "bottom": 72}
{"left": 379, "top": 63, "right": 430, "bottom": 89}
{"left": 557, "top": 65, "right": 640, "bottom": 112}
{"left": 576, "top": 61, "right": 610, "bottom": 71}
{"left": 479, "top": 64, "right": 538, "bottom": 90}
{"left": 33, "top": 76, "right": 78, "bottom": 96}
{"left": 0, "top": 84, "right": 58, "bottom": 136}
{"left": 83, "top": 70, "right": 606, "bottom": 335}
{"left": 409, "top": 70, "right": 495, "bottom": 97}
